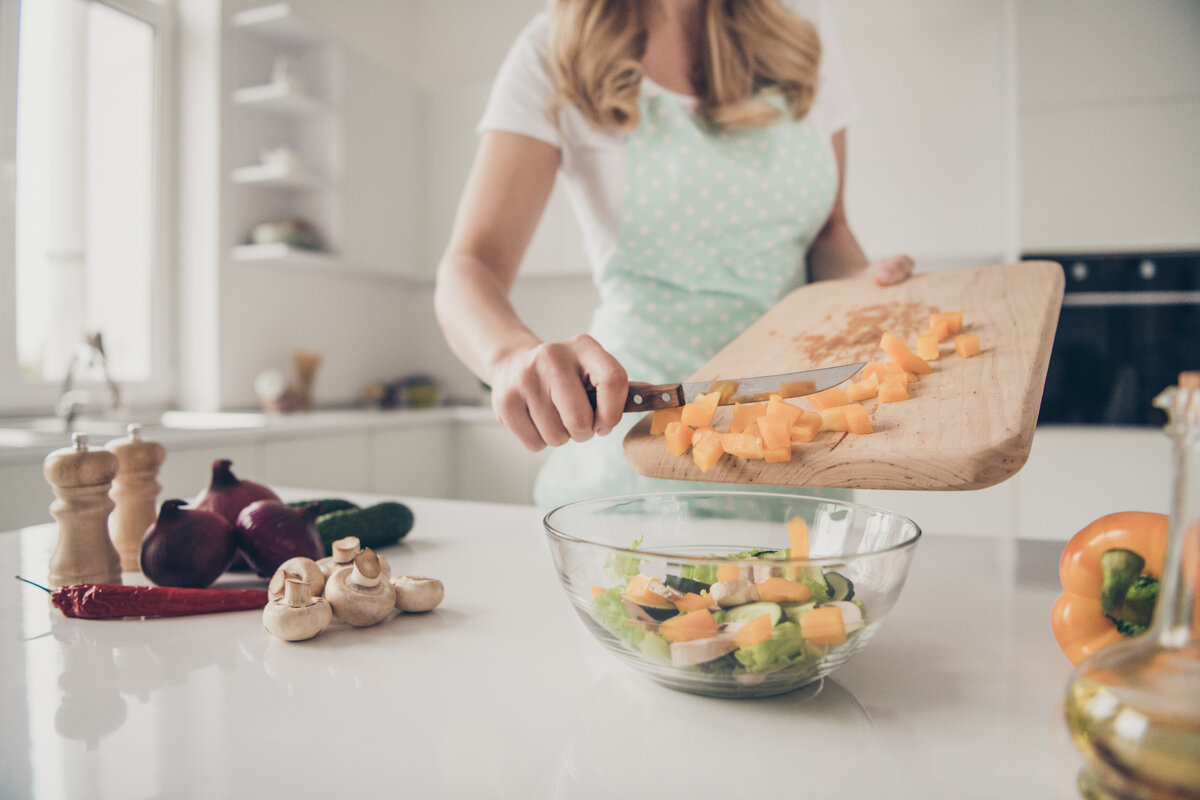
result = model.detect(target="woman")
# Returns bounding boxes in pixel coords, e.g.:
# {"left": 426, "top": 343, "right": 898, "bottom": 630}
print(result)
{"left": 434, "top": 0, "right": 914, "bottom": 508}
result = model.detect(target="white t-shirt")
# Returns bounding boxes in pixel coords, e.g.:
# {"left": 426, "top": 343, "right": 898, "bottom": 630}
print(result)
{"left": 477, "top": 0, "right": 860, "bottom": 280}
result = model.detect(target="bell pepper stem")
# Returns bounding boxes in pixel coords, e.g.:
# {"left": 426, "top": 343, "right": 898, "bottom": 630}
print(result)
{"left": 1099, "top": 549, "right": 1158, "bottom": 632}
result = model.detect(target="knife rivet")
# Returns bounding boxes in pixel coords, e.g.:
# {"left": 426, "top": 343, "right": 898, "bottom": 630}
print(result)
{"left": 633, "top": 393, "right": 644, "bottom": 405}
{"left": 661, "top": 392, "right": 671, "bottom": 403}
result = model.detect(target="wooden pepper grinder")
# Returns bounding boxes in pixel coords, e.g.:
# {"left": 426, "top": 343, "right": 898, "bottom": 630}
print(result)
{"left": 105, "top": 423, "right": 166, "bottom": 572}
{"left": 44, "top": 432, "right": 122, "bottom": 588}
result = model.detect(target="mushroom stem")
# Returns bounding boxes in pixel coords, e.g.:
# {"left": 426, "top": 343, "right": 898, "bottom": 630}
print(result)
{"left": 349, "top": 548, "right": 383, "bottom": 588}
{"left": 283, "top": 579, "right": 313, "bottom": 607}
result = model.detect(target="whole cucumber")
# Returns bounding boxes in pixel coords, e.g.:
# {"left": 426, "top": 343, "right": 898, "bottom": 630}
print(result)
{"left": 314, "top": 501, "right": 415, "bottom": 555}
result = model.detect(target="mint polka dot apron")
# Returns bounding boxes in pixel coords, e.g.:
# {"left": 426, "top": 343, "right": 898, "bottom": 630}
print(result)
{"left": 533, "top": 91, "right": 841, "bottom": 510}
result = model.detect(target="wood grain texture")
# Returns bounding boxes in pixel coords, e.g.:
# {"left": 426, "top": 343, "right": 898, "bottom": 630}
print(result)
{"left": 623, "top": 261, "right": 1065, "bottom": 490}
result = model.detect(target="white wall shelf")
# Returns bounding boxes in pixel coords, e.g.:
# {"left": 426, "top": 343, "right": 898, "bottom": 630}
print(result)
{"left": 231, "top": 242, "right": 334, "bottom": 264}
{"left": 231, "top": 162, "right": 321, "bottom": 188}
{"left": 231, "top": 82, "right": 330, "bottom": 116}
{"left": 230, "top": 3, "right": 326, "bottom": 46}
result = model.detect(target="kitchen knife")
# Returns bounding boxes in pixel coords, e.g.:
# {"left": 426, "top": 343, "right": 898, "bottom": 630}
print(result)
{"left": 590, "top": 362, "right": 866, "bottom": 414}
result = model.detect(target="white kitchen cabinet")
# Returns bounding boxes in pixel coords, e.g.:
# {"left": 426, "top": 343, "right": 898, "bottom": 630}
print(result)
{"left": 0, "top": 461, "right": 55, "bottom": 531}
{"left": 369, "top": 424, "right": 455, "bottom": 500}
{"left": 260, "top": 432, "right": 370, "bottom": 494}
{"left": 452, "top": 419, "right": 550, "bottom": 505}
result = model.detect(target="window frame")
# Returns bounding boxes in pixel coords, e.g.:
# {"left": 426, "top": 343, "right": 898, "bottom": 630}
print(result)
{"left": 0, "top": 0, "right": 176, "bottom": 416}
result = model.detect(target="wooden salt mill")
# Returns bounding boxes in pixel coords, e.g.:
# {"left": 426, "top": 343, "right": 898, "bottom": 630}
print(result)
{"left": 106, "top": 423, "right": 166, "bottom": 572}
{"left": 44, "top": 432, "right": 122, "bottom": 588}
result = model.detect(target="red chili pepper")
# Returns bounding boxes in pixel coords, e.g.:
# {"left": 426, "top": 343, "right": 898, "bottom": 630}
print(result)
{"left": 16, "top": 577, "right": 268, "bottom": 619}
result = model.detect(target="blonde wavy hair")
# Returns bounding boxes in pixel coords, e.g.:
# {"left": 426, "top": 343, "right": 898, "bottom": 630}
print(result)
{"left": 547, "top": 0, "right": 821, "bottom": 131}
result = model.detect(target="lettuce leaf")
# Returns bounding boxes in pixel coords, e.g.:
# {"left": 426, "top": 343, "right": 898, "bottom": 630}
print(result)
{"left": 591, "top": 586, "right": 671, "bottom": 664}
{"left": 734, "top": 621, "right": 821, "bottom": 673}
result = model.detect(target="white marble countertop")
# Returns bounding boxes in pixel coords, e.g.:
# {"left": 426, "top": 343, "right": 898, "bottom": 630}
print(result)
{"left": 1, "top": 493, "right": 1086, "bottom": 799}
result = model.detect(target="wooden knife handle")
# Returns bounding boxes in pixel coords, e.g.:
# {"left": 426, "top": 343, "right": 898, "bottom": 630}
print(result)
{"left": 586, "top": 383, "right": 686, "bottom": 413}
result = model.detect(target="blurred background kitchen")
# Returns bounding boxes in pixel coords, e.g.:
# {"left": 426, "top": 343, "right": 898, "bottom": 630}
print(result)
{"left": 0, "top": 0, "right": 1197, "bottom": 536}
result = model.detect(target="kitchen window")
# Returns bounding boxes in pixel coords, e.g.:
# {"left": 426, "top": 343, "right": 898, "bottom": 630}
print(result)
{"left": 0, "top": 0, "right": 173, "bottom": 414}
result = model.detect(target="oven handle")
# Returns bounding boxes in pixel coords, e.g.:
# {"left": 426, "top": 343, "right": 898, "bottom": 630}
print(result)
{"left": 1062, "top": 291, "right": 1200, "bottom": 307}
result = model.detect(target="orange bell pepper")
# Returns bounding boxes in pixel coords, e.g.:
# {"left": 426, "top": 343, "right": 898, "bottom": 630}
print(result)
{"left": 1051, "top": 511, "right": 1168, "bottom": 665}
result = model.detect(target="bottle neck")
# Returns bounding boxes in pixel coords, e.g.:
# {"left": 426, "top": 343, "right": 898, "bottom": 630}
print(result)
{"left": 1156, "top": 405, "right": 1200, "bottom": 647}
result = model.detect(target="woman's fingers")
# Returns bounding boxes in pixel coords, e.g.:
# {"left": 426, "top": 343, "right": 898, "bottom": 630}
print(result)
{"left": 868, "top": 254, "right": 915, "bottom": 286}
{"left": 491, "top": 336, "right": 628, "bottom": 450}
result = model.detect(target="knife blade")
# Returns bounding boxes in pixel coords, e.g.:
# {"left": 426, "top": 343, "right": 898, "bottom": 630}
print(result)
{"left": 591, "top": 362, "right": 866, "bottom": 414}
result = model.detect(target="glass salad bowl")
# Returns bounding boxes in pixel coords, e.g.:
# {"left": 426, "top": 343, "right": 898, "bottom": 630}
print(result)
{"left": 543, "top": 491, "right": 921, "bottom": 699}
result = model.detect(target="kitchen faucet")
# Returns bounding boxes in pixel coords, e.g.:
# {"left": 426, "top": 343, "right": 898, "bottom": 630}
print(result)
{"left": 56, "top": 332, "right": 123, "bottom": 427}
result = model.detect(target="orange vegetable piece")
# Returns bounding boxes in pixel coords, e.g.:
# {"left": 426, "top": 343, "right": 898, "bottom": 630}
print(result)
{"left": 625, "top": 574, "right": 670, "bottom": 606}
{"left": 954, "top": 333, "right": 981, "bottom": 358}
{"left": 877, "top": 378, "right": 910, "bottom": 403}
{"left": 806, "top": 386, "right": 851, "bottom": 411}
{"left": 720, "top": 432, "right": 763, "bottom": 460}
{"left": 880, "top": 331, "right": 932, "bottom": 375}
{"left": 789, "top": 411, "right": 822, "bottom": 443}
{"left": 730, "top": 403, "right": 767, "bottom": 434}
{"left": 820, "top": 407, "right": 849, "bottom": 432}
{"left": 924, "top": 316, "right": 952, "bottom": 342}
{"left": 691, "top": 427, "right": 724, "bottom": 472}
{"left": 674, "top": 592, "right": 714, "bottom": 612}
{"left": 591, "top": 585, "right": 606, "bottom": 598}
{"left": 800, "top": 606, "right": 847, "bottom": 647}
{"left": 659, "top": 608, "right": 719, "bottom": 643}
{"left": 664, "top": 421, "right": 693, "bottom": 456}
{"left": 930, "top": 311, "right": 963, "bottom": 335}
{"left": 755, "top": 577, "right": 813, "bottom": 604}
{"left": 734, "top": 614, "right": 775, "bottom": 648}
{"left": 680, "top": 390, "right": 720, "bottom": 427}
{"left": 860, "top": 361, "right": 889, "bottom": 383}
{"left": 787, "top": 517, "right": 810, "bottom": 558}
{"left": 826, "top": 403, "right": 873, "bottom": 435}
{"left": 649, "top": 407, "right": 683, "bottom": 435}
{"left": 756, "top": 414, "right": 791, "bottom": 450}
{"left": 885, "top": 361, "right": 918, "bottom": 382}
{"left": 717, "top": 564, "right": 743, "bottom": 582}
{"left": 917, "top": 334, "right": 940, "bottom": 361}
{"left": 763, "top": 444, "right": 791, "bottom": 463}
{"left": 777, "top": 380, "right": 817, "bottom": 399}
{"left": 846, "top": 376, "right": 878, "bottom": 402}
{"left": 765, "top": 394, "right": 804, "bottom": 426}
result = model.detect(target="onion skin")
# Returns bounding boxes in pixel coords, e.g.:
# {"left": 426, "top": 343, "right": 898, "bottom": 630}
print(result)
{"left": 235, "top": 501, "right": 324, "bottom": 577}
{"left": 194, "top": 459, "right": 280, "bottom": 525}
{"left": 140, "top": 499, "right": 238, "bottom": 589}
{"left": 194, "top": 459, "right": 280, "bottom": 572}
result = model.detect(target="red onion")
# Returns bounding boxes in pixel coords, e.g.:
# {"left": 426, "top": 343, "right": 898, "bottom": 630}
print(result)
{"left": 194, "top": 459, "right": 280, "bottom": 572}
{"left": 140, "top": 499, "right": 238, "bottom": 588}
{"left": 235, "top": 501, "right": 324, "bottom": 577}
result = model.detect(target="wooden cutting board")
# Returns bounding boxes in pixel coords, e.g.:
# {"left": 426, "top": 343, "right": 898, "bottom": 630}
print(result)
{"left": 623, "top": 261, "right": 1065, "bottom": 490}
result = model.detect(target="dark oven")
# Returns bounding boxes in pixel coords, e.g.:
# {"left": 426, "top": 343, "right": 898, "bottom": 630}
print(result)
{"left": 1026, "top": 251, "right": 1200, "bottom": 427}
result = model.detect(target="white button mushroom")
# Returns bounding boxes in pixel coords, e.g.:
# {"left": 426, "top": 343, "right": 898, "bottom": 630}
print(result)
{"left": 669, "top": 636, "right": 738, "bottom": 667}
{"left": 709, "top": 579, "right": 758, "bottom": 608}
{"left": 262, "top": 579, "right": 333, "bottom": 642}
{"left": 390, "top": 575, "right": 444, "bottom": 613}
{"left": 317, "top": 536, "right": 391, "bottom": 579}
{"left": 820, "top": 601, "right": 865, "bottom": 634}
{"left": 268, "top": 556, "right": 326, "bottom": 600}
{"left": 324, "top": 548, "right": 395, "bottom": 627}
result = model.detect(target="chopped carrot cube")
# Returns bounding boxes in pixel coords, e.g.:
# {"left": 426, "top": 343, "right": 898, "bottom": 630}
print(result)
{"left": 765, "top": 394, "right": 804, "bottom": 426}
{"left": 877, "top": 378, "right": 910, "bottom": 403}
{"left": 720, "top": 432, "right": 763, "bottom": 460}
{"left": 860, "top": 361, "right": 889, "bottom": 383}
{"left": 955, "top": 333, "right": 982, "bottom": 358}
{"left": 673, "top": 592, "right": 713, "bottom": 612}
{"left": 659, "top": 609, "right": 718, "bottom": 643}
{"left": 763, "top": 444, "right": 791, "bottom": 463}
{"left": 807, "top": 386, "right": 851, "bottom": 411}
{"left": 591, "top": 585, "right": 606, "bottom": 598}
{"left": 691, "top": 428, "right": 724, "bottom": 472}
{"left": 777, "top": 380, "right": 817, "bottom": 399}
{"left": 827, "top": 403, "right": 873, "bottom": 435}
{"left": 917, "top": 334, "right": 941, "bottom": 361}
{"left": 649, "top": 407, "right": 683, "bottom": 435}
{"left": 880, "top": 331, "right": 933, "bottom": 375}
{"left": 756, "top": 414, "right": 792, "bottom": 450}
{"left": 788, "top": 517, "right": 810, "bottom": 558}
{"left": 885, "top": 361, "right": 918, "bottom": 382}
{"left": 664, "top": 421, "right": 693, "bottom": 455}
{"left": 846, "top": 376, "right": 878, "bottom": 402}
{"left": 800, "top": 606, "right": 847, "bottom": 647}
{"left": 930, "top": 311, "right": 963, "bottom": 335}
{"left": 734, "top": 614, "right": 775, "bottom": 648}
{"left": 790, "top": 411, "right": 822, "bottom": 443}
{"left": 729, "top": 402, "right": 767, "bottom": 434}
{"left": 717, "top": 564, "right": 743, "bottom": 582}
{"left": 680, "top": 390, "right": 721, "bottom": 427}
{"left": 820, "top": 407, "right": 849, "bottom": 432}
{"left": 755, "top": 577, "right": 813, "bottom": 604}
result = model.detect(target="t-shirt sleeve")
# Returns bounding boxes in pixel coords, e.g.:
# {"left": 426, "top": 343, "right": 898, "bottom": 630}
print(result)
{"left": 785, "top": 0, "right": 861, "bottom": 138}
{"left": 476, "top": 13, "right": 562, "bottom": 148}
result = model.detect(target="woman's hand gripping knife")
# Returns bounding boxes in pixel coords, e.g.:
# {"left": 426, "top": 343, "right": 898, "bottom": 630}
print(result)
{"left": 433, "top": 130, "right": 629, "bottom": 452}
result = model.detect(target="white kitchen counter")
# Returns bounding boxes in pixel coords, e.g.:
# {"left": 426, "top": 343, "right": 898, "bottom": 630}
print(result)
{"left": 1, "top": 493, "right": 1088, "bottom": 799}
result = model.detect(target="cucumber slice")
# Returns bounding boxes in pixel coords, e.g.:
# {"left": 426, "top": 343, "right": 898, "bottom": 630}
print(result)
{"left": 825, "top": 571, "right": 855, "bottom": 602}
{"left": 664, "top": 574, "right": 711, "bottom": 595}
{"left": 724, "top": 601, "right": 783, "bottom": 626}
{"left": 782, "top": 601, "right": 816, "bottom": 623}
